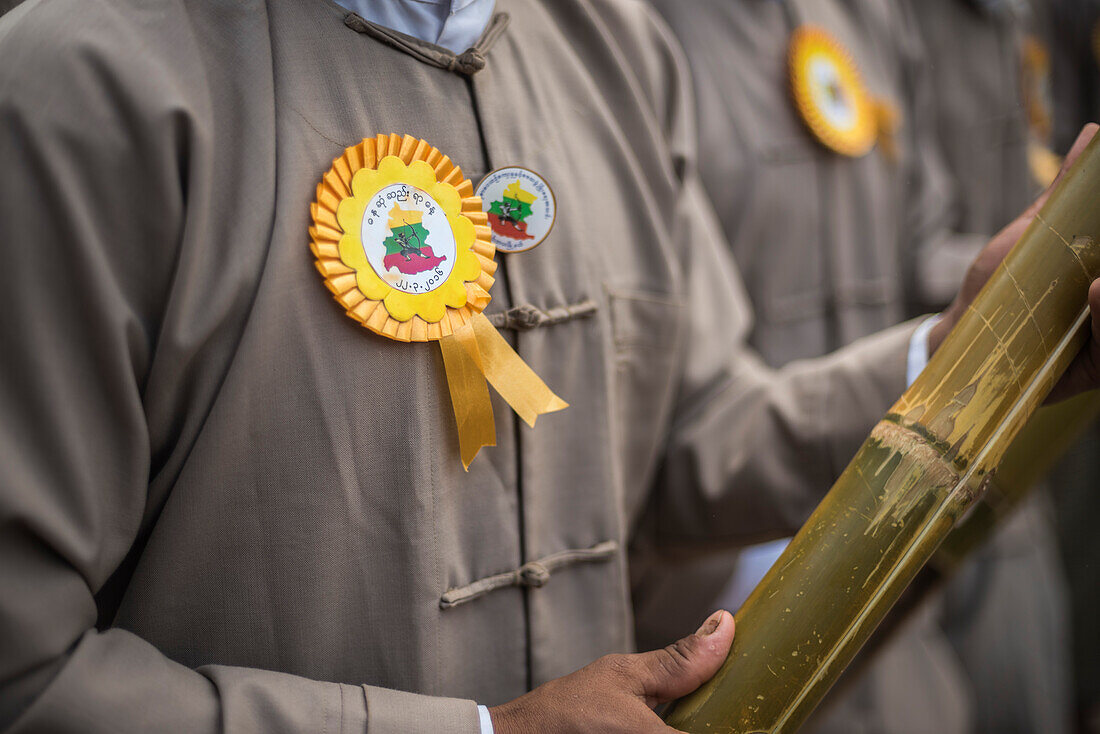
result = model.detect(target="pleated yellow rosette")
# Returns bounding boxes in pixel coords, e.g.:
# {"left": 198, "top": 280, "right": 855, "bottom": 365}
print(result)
{"left": 309, "top": 133, "right": 568, "bottom": 468}
{"left": 789, "top": 26, "right": 876, "bottom": 157}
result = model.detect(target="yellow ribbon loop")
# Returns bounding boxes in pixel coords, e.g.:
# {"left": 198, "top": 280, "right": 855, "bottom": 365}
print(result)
{"left": 468, "top": 313, "right": 569, "bottom": 426}
{"left": 439, "top": 312, "right": 569, "bottom": 469}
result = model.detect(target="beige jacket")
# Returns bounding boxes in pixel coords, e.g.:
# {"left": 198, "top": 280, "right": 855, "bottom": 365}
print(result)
{"left": 637, "top": 1, "right": 990, "bottom": 732}
{"left": 0, "top": 0, "right": 915, "bottom": 732}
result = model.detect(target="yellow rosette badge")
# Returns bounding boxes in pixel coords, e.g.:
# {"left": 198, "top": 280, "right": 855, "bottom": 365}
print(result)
{"left": 789, "top": 26, "right": 877, "bottom": 157}
{"left": 310, "top": 133, "right": 567, "bottom": 468}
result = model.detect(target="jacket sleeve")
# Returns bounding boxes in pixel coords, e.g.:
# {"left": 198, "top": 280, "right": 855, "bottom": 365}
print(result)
{"left": 0, "top": 3, "right": 478, "bottom": 732}
{"left": 652, "top": 174, "right": 917, "bottom": 547}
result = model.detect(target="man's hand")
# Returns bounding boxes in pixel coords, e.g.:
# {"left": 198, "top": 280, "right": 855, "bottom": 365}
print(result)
{"left": 489, "top": 610, "right": 734, "bottom": 734}
{"left": 927, "top": 123, "right": 1100, "bottom": 401}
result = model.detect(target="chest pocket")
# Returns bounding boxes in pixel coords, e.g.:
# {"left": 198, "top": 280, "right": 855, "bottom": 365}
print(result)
{"left": 740, "top": 135, "right": 826, "bottom": 326}
{"left": 608, "top": 288, "right": 684, "bottom": 515}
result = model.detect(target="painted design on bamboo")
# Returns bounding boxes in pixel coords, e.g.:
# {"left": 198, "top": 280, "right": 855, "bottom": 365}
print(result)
{"left": 788, "top": 26, "right": 876, "bottom": 157}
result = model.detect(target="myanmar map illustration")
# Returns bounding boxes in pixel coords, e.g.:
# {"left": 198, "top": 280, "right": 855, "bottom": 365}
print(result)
{"left": 488, "top": 180, "right": 536, "bottom": 241}
{"left": 382, "top": 204, "right": 447, "bottom": 275}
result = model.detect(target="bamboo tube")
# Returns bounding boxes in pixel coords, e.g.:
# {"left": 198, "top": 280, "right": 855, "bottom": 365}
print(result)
{"left": 664, "top": 136, "right": 1100, "bottom": 733}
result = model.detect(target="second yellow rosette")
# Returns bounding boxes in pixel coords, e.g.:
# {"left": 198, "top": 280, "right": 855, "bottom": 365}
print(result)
{"left": 788, "top": 26, "right": 877, "bottom": 157}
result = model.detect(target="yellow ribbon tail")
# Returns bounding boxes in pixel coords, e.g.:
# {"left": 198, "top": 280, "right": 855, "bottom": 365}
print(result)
{"left": 873, "top": 97, "right": 901, "bottom": 164}
{"left": 439, "top": 324, "right": 496, "bottom": 471}
{"left": 1028, "top": 142, "right": 1062, "bottom": 188}
{"left": 469, "top": 312, "right": 569, "bottom": 427}
{"left": 438, "top": 312, "right": 568, "bottom": 469}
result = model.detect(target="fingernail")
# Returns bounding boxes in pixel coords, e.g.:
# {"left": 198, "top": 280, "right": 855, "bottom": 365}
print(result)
{"left": 696, "top": 610, "right": 723, "bottom": 636}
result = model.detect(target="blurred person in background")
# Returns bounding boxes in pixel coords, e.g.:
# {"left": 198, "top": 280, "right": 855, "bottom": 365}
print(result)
{"left": 1045, "top": 0, "right": 1100, "bottom": 730}
{"left": 636, "top": 0, "right": 1070, "bottom": 732}
{"left": 907, "top": 3, "right": 1075, "bottom": 734}
{"left": 1050, "top": 0, "right": 1100, "bottom": 155}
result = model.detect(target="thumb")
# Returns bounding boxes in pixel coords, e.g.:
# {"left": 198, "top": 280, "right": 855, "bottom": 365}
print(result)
{"left": 633, "top": 610, "right": 735, "bottom": 706}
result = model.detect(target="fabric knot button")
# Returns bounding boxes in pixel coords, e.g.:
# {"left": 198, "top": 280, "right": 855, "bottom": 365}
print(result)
{"left": 452, "top": 48, "right": 487, "bottom": 75}
{"left": 518, "top": 562, "right": 550, "bottom": 587}
{"left": 343, "top": 13, "right": 370, "bottom": 33}
{"left": 510, "top": 304, "right": 543, "bottom": 330}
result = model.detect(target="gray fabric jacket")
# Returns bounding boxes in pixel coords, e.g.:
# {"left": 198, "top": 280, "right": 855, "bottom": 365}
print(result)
{"left": 0, "top": 0, "right": 913, "bottom": 731}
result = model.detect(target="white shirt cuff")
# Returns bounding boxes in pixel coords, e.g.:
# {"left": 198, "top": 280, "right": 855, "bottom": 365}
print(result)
{"left": 478, "top": 704, "right": 495, "bottom": 734}
{"left": 907, "top": 314, "right": 943, "bottom": 387}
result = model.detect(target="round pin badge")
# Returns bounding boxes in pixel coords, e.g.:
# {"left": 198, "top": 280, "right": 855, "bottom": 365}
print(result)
{"left": 788, "top": 26, "right": 876, "bottom": 157}
{"left": 475, "top": 167, "right": 557, "bottom": 253}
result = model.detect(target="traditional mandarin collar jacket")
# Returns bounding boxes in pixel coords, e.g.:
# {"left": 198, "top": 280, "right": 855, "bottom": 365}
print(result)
{"left": 0, "top": 0, "right": 911, "bottom": 731}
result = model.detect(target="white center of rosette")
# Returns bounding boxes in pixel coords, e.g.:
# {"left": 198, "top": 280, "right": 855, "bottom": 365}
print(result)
{"left": 808, "top": 56, "right": 857, "bottom": 131}
{"left": 360, "top": 183, "right": 457, "bottom": 295}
